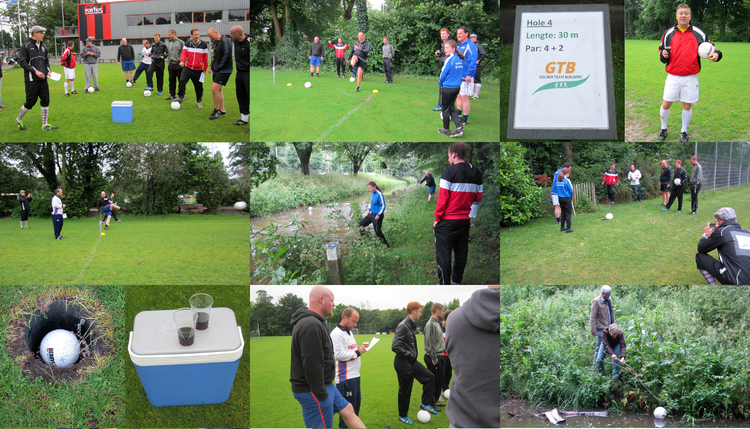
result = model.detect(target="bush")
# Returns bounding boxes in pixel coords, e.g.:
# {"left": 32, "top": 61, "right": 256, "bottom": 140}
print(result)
{"left": 499, "top": 143, "right": 544, "bottom": 226}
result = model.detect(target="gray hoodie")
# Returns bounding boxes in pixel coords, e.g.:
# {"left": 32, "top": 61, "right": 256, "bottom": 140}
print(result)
{"left": 445, "top": 288, "right": 500, "bottom": 428}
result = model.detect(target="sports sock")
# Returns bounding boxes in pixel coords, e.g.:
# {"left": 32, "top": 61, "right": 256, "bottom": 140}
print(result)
{"left": 241, "top": 114, "right": 249, "bottom": 122}
{"left": 64, "top": 82, "right": 69, "bottom": 94}
{"left": 24, "top": 221, "right": 27, "bottom": 227}
{"left": 18, "top": 106, "right": 29, "bottom": 121}
{"left": 41, "top": 107, "right": 49, "bottom": 125}
{"left": 457, "top": 109, "right": 462, "bottom": 117}
{"left": 681, "top": 108, "right": 693, "bottom": 133}
{"left": 660, "top": 107, "right": 670, "bottom": 129}
{"left": 474, "top": 83, "right": 482, "bottom": 96}
{"left": 463, "top": 114, "right": 469, "bottom": 122}
{"left": 70, "top": 82, "right": 75, "bottom": 92}
{"left": 20, "top": 221, "right": 23, "bottom": 228}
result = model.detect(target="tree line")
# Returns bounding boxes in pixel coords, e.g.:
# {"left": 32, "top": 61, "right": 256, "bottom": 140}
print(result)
{"left": 250, "top": 289, "right": 461, "bottom": 336}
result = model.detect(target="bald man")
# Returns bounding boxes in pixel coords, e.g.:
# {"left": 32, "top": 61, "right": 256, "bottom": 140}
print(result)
{"left": 229, "top": 26, "right": 249, "bottom": 128}
{"left": 350, "top": 32, "right": 370, "bottom": 93}
{"left": 291, "top": 287, "right": 365, "bottom": 429}
{"left": 117, "top": 38, "right": 136, "bottom": 84}
{"left": 207, "top": 28, "right": 233, "bottom": 120}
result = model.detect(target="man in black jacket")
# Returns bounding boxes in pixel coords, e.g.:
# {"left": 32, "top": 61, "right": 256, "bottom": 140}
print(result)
{"left": 663, "top": 159, "right": 688, "bottom": 212}
{"left": 117, "top": 38, "right": 136, "bottom": 84}
{"left": 230, "top": 26, "right": 249, "bottom": 129}
{"left": 350, "top": 32, "right": 370, "bottom": 93}
{"left": 418, "top": 170, "right": 436, "bottom": 202}
{"left": 147, "top": 33, "right": 167, "bottom": 95}
{"left": 392, "top": 301, "right": 438, "bottom": 425}
{"left": 290, "top": 286, "right": 365, "bottom": 429}
{"left": 207, "top": 28, "right": 233, "bottom": 120}
{"left": 696, "top": 207, "right": 750, "bottom": 285}
{"left": 16, "top": 25, "right": 57, "bottom": 131}
{"left": 18, "top": 190, "right": 33, "bottom": 228}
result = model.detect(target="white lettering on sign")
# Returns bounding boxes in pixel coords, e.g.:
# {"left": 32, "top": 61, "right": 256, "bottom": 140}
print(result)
{"left": 85, "top": 6, "right": 104, "bottom": 14}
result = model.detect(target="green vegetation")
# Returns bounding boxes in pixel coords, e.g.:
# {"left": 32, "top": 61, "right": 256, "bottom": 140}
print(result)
{"left": 626, "top": 40, "right": 750, "bottom": 142}
{"left": 249, "top": 169, "right": 410, "bottom": 217}
{"left": 250, "top": 334, "right": 453, "bottom": 428}
{"left": 0, "top": 65, "right": 248, "bottom": 142}
{"left": 625, "top": 1, "right": 750, "bottom": 41}
{"left": 501, "top": 184, "right": 750, "bottom": 285}
{"left": 0, "top": 286, "right": 124, "bottom": 427}
{"left": 500, "top": 286, "right": 750, "bottom": 422}
{"left": 249, "top": 68, "right": 500, "bottom": 142}
{"left": 498, "top": 142, "right": 544, "bottom": 226}
{"left": 0, "top": 215, "right": 249, "bottom": 285}
{"left": 125, "top": 285, "right": 249, "bottom": 427}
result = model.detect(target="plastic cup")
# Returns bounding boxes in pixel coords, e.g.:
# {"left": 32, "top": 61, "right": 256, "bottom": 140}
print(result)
{"left": 173, "top": 308, "right": 197, "bottom": 346}
{"left": 189, "top": 293, "right": 213, "bottom": 331}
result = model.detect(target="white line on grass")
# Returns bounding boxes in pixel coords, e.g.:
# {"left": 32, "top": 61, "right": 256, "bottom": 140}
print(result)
{"left": 75, "top": 238, "right": 100, "bottom": 284}
{"left": 315, "top": 95, "right": 377, "bottom": 142}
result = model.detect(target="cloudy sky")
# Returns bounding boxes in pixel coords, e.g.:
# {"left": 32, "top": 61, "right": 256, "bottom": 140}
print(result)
{"left": 251, "top": 286, "right": 488, "bottom": 310}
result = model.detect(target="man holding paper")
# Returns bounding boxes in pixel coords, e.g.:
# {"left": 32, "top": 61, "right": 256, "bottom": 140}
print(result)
{"left": 15, "top": 25, "right": 58, "bottom": 131}
{"left": 176, "top": 28, "right": 209, "bottom": 109}
{"left": 330, "top": 308, "right": 367, "bottom": 429}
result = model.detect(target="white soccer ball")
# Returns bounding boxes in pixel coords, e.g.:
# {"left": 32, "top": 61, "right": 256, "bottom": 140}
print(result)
{"left": 234, "top": 201, "right": 248, "bottom": 210}
{"left": 144, "top": 90, "right": 152, "bottom": 97}
{"left": 606, "top": 213, "right": 613, "bottom": 220}
{"left": 444, "top": 388, "right": 450, "bottom": 399}
{"left": 87, "top": 87, "right": 94, "bottom": 93}
{"left": 698, "top": 42, "right": 715, "bottom": 59}
{"left": 417, "top": 410, "right": 431, "bottom": 423}
{"left": 654, "top": 406, "right": 667, "bottom": 419}
{"left": 125, "top": 81, "right": 133, "bottom": 88}
{"left": 349, "top": 77, "right": 355, "bottom": 83}
{"left": 171, "top": 101, "right": 181, "bottom": 110}
{"left": 675, "top": 178, "right": 681, "bottom": 185}
{"left": 39, "top": 329, "right": 81, "bottom": 368}
{"left": 304, "top": 81, "right": 312, "bottom": 88}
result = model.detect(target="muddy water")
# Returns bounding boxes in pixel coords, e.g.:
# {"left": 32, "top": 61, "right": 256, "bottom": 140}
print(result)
{"left": 501, "top": 399, "right": 748, "bottom": 428}
{"left": 250, "top": 186, "right": 411, "bottom": 239}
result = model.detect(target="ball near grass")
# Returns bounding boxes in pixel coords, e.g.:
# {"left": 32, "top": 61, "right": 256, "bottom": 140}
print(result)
{"left": 125, "top": 81, "right": 133, "bottom": 88}
{"left": 350, "top": 77, "right": 355, "bottom": 82}
{"left": 40, "top": 329, "right": 80, "bottom": 368}
{"left": 654, "top": 406, "right": 667, "bottom": 419}
{"left": 417, "top": 410, "right": 431, "bottom": 423}
{"left": 606, "top": 213, "right": 613, "bottom": 220}
{"left": 234, "top": 201, "right": 248, "bottom": 210}
{"left": 373, "top": 89, "right": 379, "bottom": 93}
{"left": 286, "top": 83, "right": 292, "bottom": 86}
{"left": 144, "top": 90, "right": 152, "bottom": 97}
{"left": 171, "top": 101, "right": 181, "bottom": 110}
{"left": 304, "top": 81, "right": 312, "bottom": 88}
{"left": 87, "top": 87, "right": 94, "bottom": 93}
{"left": 444, "top": 388, "right": 450, "bottom": 399}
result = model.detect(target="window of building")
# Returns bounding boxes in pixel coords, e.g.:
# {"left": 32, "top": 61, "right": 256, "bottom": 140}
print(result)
{"left": 176, "top": 12, "right": 192, "bottom": 24}
{"left": 155, "top": 13, "right": 171, "bottom": 25}
{"left": 193, "top": 12, "right": 205, "bottom": 23}
{"left": 205, "top": 10, "right": 222, "bottom": 23}
{"left": 127, "top": 15, "right": 142, "bottom": 26}
{"left": 143, "top": 14, "right": 154, "bottom": 26}
{"left": 229, "top": 9, "right": 248, "bottom": 22}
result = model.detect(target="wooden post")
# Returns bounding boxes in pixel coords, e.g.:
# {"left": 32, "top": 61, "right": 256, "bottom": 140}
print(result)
{"left": 326, "top": 242, "right": 345, "bottom": 285}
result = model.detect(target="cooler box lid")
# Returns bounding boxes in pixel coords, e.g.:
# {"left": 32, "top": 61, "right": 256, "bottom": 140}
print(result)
{"left": 129, "top": 307, "right": 244, "bottom": 366}
{"left": 111, "top": 101, "right": 133, "bottom": 107}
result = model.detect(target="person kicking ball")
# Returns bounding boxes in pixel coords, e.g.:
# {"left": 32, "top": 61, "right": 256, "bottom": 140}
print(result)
{"left": 350, "top": 32, "right": 370, "bottom": 93}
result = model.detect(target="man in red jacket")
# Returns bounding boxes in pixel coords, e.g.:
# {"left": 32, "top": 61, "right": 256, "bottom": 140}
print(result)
{"left": 657, "top": 3, "right": 722, "bottom": 143}
{"left": 328, "top": 37, "right": 349, "bottom": 78}
{"left": 601, "top": 163, "right": 619, "bottom": 205}
{"left": 176, "top": 28, "right": 208, "bottom": 108}
{"left": 433, "top": 142, "right": 483, "bottom": 285}
{"left": 61, "top": 40, "right": 77, "bottom": 96}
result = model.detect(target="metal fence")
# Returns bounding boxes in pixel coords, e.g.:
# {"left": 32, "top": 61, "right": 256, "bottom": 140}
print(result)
{"left": 695, "top": 142, "right": 750, "bottom": 192}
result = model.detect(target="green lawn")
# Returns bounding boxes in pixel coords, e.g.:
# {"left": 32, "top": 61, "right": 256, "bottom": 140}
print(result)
{"left": 625, "top": 40, "right": 750, "bottom": 142}
{"left": 0, "top": 214, "right": 249, "bottom": 285}
{"left": 0, "top": 63, "right": 249, "bottom": 142}
{"left": 249, "top": 67, "right": 500, "bottom": 142}
{"left": 0, "top": 286, "right": 124, "bottom": 427}
{"left": 250, "top": 334, "right": 453, "bottom": 428}
{"left": 500, "top": 185, "right": 750, "bottom": 285}
{"left": 125, "top": 285, "right": 249, "bottom": 428}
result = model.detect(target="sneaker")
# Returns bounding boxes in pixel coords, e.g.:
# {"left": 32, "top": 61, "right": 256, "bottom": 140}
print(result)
{"left": 438, "top": 128, "right": 451, "bottom": 136}
{"left": 209, "top": 110, "right": 221, "bottom": 120}
{"left": 566, "top": 229, "right": 574, "bottom": 233}
{"left": 676, "top": 210, "right": 681, "bottom": 213}
{"left": 65, "top": 93, "right": 71, "bottom": 97}
{"left": 658, "top": 128, "right": 667, "bottom": 141}
{"left": 432, "top": 106, "right": 443, "bottom": 111}
{"left": 165, "top": 95, "right": 175, "bottom": 100}
{"left": 25, "top": 226, "right": 29, "bottom": 229}
{"left": 233, "top": 119, "right": 249, "bottom": 126}
{"left": 71, "top": 90, "right": 78, "bottom": 94}
{"left": 680, "top": 131, "right": 690, "bottom": 142}
{"left": 197, "top": 102, "right": 203, "bottom": 108}
{"left": 470, "top": 95, "right": 479, "bottom": 100}
{"left": 15, "top": 118, "right": 26, "bottom": 130}
{"left": 661, "top": 203, "right": 666, "bottom": 206}
{"left": 158, "top": 91, "right": 162, "bottom": 96}
{"left": 145, "top": 86, "right": 154, "bottom": 90}
{"left": 690, "top": 211, "right": 697, "bottom": 215}
{"left": 175, "top": 98, "right": 184, "bottom": 103}
{"left": 450, "top": 128, "right": 464, "bottom": 138}
{"left": 219, "top": 111, "right": 227, "bottom": 116}
{"left": 439, "top": 393, "right": 446, "bottom": 402}
{"left": 116, "top": 219, "right": 122, "bottom": 223}
{"left": 560, "top": 228, "right": 566, "bottom": 232}
{"left": 662, "top": 208, "right": 670, "bottom": 211}
{"left": 356, "top": 87, "right": 360, "bottom": 92}
{"left": 95, "top": 88, "right": 100, "bottom": 92}
{"left": 458, "top": 120, "right": 468, "bottom": 127}
{"left": 420, "top": 404, "right": 439, "bottom": 414}
{"left": 104, "top": 225, "right": 109, "bottom": 230}
{"left": 42, "top": 124, "right": 58, "bottom": 130}
{"left": 56, "top": 236, "right": 62, "bottom": 240}
{"left": 398, "top": 417, "right": 414, "bottom": 425}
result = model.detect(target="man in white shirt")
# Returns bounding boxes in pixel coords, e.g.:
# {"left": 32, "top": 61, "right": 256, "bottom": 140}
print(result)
{"left": 51, "top": 188, "right": 65, "bottom": 240}
{"left": 628, "top": 164, "right": 642, "bottom": 203}
{"left": 330, "top": 308, "right": 367, "bottom": 428}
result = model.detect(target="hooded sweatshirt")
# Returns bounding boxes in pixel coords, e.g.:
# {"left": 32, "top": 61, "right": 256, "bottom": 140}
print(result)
{"left": 445, "top": 288, "right": 500, "bottom": 428}
{"left": 290, "top": 307, "right": 335, "bottom": 400}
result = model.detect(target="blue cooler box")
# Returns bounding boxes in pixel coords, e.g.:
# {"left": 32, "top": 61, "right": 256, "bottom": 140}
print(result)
{"left": 128, "top": 307, "right": 244, "bottom": 407}
{"left": 111, "top": 101, "right": 133, "bottom": 123}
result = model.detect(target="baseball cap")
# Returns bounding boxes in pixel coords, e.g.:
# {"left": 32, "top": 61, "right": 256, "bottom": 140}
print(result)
{"left": 86, "top": 37, "right": 93, "bottom": 42}
{"left": 714, "top": 207, "right": 737, "bottom": 221}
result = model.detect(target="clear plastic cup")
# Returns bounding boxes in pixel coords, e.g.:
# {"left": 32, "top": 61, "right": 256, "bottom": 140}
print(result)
{"left": 189, "top": 293, "right": 213, "bottom": 331}
{"left": 173, "top": 308, "right": 197, "bottom": 346}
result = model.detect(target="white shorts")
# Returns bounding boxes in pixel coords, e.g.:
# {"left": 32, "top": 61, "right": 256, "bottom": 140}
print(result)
{"left": 551, "top": 193, "right": 559, "bottom": 205}
{"left": 63, "top": 67, "right": 75, "bottom": 80}
{"left": 459, "top": 79, "right": 475, "bottom": 96}
{"left": 663, "top": 73, "right": 699, "bottom": 104}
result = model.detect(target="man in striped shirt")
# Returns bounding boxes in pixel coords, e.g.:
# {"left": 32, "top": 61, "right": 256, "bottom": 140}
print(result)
{"left": 176, "top": 28, "right": 209, "bottom": 108}
{"left": 433, "top": 142, "right": 483, "bottom": 285}
{"left": 330, "top": 308, "right": 367, "bottom": 429}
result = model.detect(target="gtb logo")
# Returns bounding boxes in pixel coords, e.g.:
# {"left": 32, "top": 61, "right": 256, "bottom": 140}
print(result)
{"left": 85, "top": 6, "right": 104, "bottom": 14}
{"left": 545, "top": 61, "right": 576, "bottom": 74}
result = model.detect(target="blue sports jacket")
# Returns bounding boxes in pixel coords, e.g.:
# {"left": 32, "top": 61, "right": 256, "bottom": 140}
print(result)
{"left": 457, "top": 39, "right": 477, "bottom": 78}
{"left": 439, "top": 52, "right": 463, "bottom": 88}
{"left": 553, "top": 177, "right": 573, "bottom": 198}
{"left": 370, "top": 189, "right": 385, "bottom": 216}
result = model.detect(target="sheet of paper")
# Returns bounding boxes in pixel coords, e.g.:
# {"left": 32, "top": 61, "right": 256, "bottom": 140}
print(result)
{"left": 365, "top": 337, "right": 379, "bottom": 351}
{"left": 199, "top": 72, "right": 205, "bottom": 83}
{"left": 49, "top": 71, "right": 61, "bottom": 81}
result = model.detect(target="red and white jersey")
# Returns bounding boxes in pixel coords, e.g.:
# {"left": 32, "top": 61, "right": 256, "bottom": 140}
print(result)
{"left": 330, "top": 324, "right": 361, "bottom": 383}
{"left": 180, "top": 40, "right": 209, "bottom": 72}
{"left": 435, "top": 162, "right": 484, "bottom": 222}
{"left": 61, "top": 47, "right": 75, "bottom": 69}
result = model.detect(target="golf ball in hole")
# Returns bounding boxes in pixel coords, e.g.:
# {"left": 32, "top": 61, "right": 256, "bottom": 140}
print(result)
{"left": 40, "top": 329, "right": 81, "bottom": 367}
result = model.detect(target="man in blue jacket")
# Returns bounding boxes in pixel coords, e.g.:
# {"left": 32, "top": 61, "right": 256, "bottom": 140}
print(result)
{"left": 455, "top": 27, "right": 477, "bottom": 126}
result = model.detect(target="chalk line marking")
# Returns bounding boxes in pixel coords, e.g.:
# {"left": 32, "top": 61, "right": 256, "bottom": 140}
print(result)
{"left": 75, "top": 238, "right": 100, "bottom": 284}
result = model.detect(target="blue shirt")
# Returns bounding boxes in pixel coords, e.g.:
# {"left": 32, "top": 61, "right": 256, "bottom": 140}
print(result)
{"left": 438, "top": 52, "right": 463, "bottom": 88}
{"left": 553, "top": 177, "right": 573, "bottom": 198}
{"left": 370, "top": 189, "right": 385, "bottom": 216}
{"left": 551, "top": 167, "right": 563, "bottom": 195}
{"left": 457, "top": 38, "right": 477, "bottom": 78}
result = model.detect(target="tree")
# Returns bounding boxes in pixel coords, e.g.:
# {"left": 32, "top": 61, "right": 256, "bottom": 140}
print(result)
{"left": 242, "top": 143, "right": 278, "bottom": 191}
{"left": 181, "top": 143, "right": 230, "bottom": 211}
{"left": 446, "top": 298, "right": 460, "bottom": 310}
{"left": 355, "top": 0, "right": 369, "bottom": 33}
{"left": 277, "top": 293, "right": 306, "bottom": 328}
{"left": 417, "top": 301, "right": 434, "bottom": 330}
{"left": 332, "top": 143, "right": 376, "bottom": 175}
{"left": 293, "top": 143, "right": 314, "bottom": 175}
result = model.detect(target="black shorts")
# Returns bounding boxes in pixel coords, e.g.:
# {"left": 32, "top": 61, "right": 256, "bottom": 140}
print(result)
{"left": 355, "top": 59, "right": 367, "bottom": 72}
{"left": 212, "top": 72, "right": 232, "bottom": 86}
{"left": 24, "top": 79, "right": 50, "bottom": 109}
{"left": 660, "top": 183, "right": 669, "bottom": 192}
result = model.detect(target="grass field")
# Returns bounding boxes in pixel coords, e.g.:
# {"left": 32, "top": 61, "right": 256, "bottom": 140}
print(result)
{"left": 0, "top": 286, "right": 124, "bottom": 427}
{"left": 125, "top": 285, "right": 249, "bottom": 427}
{"left": 250, "top": 334, "right": 453, "bottom": 428}
{"left": 249, "top": 68, "right": 500, "bottom": 142}
{"left": 500, "top": 185, "right": 750, "bottom": 285}
{"left": 0, "top": 63, "right": 249, "bottom": 142}
{"left": 0, "top": 215, "right": 249, "bottom": 285}
{"left": 625, "top": 40, "right": 750, "bottom": 142}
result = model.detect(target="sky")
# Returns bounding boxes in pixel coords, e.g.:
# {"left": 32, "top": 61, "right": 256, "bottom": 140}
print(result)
{"left": 250, "top": 286, "right": 488, "bottom": 310}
